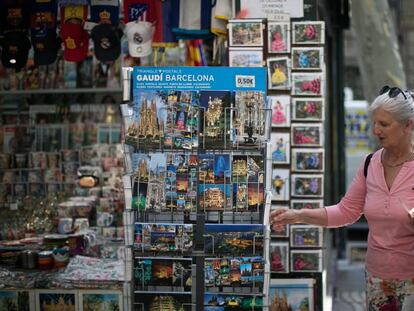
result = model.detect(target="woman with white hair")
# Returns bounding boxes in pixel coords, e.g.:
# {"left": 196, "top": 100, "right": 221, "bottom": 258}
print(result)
{"left": 270, "top": 85, "right": 414, "bottom": 310}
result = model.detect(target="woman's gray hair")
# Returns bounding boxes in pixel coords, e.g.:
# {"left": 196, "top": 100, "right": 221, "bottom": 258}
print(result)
{"left": 368, "top": 90, "right": 414, "bottom": 144}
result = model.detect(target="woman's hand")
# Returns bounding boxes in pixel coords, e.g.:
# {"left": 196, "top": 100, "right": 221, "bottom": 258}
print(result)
{"left": 270, "top": 208, "right": 301, "bottom": 231}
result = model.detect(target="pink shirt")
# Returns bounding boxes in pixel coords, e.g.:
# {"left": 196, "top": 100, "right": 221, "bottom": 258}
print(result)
{"left": 325, "top": 148, "right": 414, "bottom": 279}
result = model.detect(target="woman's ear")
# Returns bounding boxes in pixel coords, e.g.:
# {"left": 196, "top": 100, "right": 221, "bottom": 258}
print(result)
{"left": 405, "top": 119, "right": 414, "bottom": 132}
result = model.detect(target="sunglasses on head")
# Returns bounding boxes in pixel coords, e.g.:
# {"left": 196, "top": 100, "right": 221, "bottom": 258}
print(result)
{"left": 379, "top": 85, "right": 407, "bottom": 100}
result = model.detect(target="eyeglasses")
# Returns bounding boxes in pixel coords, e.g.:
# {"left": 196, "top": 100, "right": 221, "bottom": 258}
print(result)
{"left": 379, "top": 85, "right": 407, "bottom": 100}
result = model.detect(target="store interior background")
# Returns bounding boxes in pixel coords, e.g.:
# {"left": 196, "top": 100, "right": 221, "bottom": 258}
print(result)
{"left": 0, "top": 0, "right": 413, "bottom": 310}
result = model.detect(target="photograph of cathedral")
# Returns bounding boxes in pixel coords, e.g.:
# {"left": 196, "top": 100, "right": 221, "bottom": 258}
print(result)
{"left": 268, "top": 279, "right": 314, "bottom": 311}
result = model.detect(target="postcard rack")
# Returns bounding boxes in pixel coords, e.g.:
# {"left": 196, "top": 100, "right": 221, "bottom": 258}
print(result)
{"left": 121, "top": 66, "right": 272, "bottom": 310}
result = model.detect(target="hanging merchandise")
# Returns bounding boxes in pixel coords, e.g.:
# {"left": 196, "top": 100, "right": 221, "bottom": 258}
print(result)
{"left": 172, "top": 0, "right": 213, "bottom": 39}
{"left": 91, "top": 24, "right": 123, "bottom": 62}
{"left": 210, "top": 0, "right": 232, "bottom": 36}
{"left": 0, "top": 32, "right": 31, "bottom": 70}
{"left": 0, "top": 0, "right": 30, "bottom": 34}
{"left": 57, "top": 0, "right": 89, "bottom": 6}
{"left": 124, "top": 21, "right": 155, "bottom": 58}
{"left": 90, "top": 0, "right": 120, "bottom": 25}
{"left": 60, "top": 5, "right": 89, "bottom": 62}
{"left": 30, "top": 0, "right": 60, "bottom": 66}
{"left": 123, "top": 0, "right": 179, "bottom": 47}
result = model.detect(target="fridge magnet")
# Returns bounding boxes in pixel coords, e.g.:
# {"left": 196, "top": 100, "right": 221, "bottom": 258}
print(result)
{"left": 269, "top": 95, "right": 291, "bottom": 127}
{"left": 292, "top": 47, "right": 324, "bottom": 70}
{"left": 36, "top": 290, "right": 78, "bottom": 311}
{"left": 268, "top": 22, "right": 290, "bottom": 54}
{"left": 346, "top": 241, "right": 368, "bottom": 265}
{"left": 268, "top": 278, "right": 315, "bottom": 311}
{"left": 199, "top": 91, "right": 232, "bottom": 149}
{"left": 229, "top": 48, "right": 264, "bottom": 67}
{"left": 292, "top": 98, "right": 324, "bottom": 121}
{"left": 290, "top": 225, "right": 323, "bottom": 248}
{"left": 291, "top": 148, "right": 324, "bottom": 172}
{"left": 267, "top": 57, "right": 291, "bottom": 90}
{"left": 291, "top": 73, "right": 324, "bottom": 96}
{"left": 271, "top": 168, "right": 290, "bottom": 201}
{"left": 290, "top": 250, "right": 323, "bottom": 272}
{"left": 292, "top": 21, "right": 325, "bottom": 45}
{"left": 270, "top": 242, "right": 289, "bottom": 273}
{"left": 0, "top": 290, "right": 35, "bottom": 311}
{"left": 204, "top": 224, "right": 264, "bottom": 255}
{"left": 291, "top": 199, "right": 324, "bottom": 210}
{"left": 270, "top": 132, "right": 290, "bottom": 164}
{"left": 79, "top": 290, "right": 123, "bottom": 311}
{"left": 228, "top": 19, "right": 264, "bottom": 47}
{"left": 291, "top": 123, "right": 324, "bottom": 147}
{"left": 232, "top": 91, "right": 267, "bottom": 149}
{"left": 291, "top": 174, "right": 324, "bottom": 197}
{"left": 270, "top": 204, "right": 289, "bottom": 237}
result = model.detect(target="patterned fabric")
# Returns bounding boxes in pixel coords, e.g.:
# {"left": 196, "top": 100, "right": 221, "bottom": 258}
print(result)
{"left": 366, "top": 270, "right": 414, "bottom": 310}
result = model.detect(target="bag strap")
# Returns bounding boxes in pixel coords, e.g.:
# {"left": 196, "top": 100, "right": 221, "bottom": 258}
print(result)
{"left": 364, "top": 153, "right": 374, "bottom": 178}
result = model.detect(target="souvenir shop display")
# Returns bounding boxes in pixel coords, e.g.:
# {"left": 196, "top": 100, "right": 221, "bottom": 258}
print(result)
{"left": 121, "top": 66, "right": 270, "bottom": 309}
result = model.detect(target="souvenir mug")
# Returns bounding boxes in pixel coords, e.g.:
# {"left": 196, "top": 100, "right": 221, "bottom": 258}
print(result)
{"left": 96, "top": 212, "right": 114, "bottom": 227}
{"left": 58, "top": 218, "right": 73, "bottom": 234}
{"left": 52, "top": 246, "right": 69, "bottom": 268}
{"left": 38, "top": 250, "right": 53, "bottom": 270}
{"left": 73, "top": 218, "right": 89, "bottom": 232}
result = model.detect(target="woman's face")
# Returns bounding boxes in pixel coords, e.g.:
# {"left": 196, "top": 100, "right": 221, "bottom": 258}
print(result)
{"left": 372, "top": 108, "right": 411, "bottom": 149}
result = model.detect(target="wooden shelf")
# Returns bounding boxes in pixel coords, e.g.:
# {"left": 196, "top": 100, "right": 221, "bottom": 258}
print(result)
{"left": 0, "top": 87, "right": 122, "bottom": 95}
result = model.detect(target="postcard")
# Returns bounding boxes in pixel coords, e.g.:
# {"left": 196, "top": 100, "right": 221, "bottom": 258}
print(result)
{"left": 229, "top": 48, "right": 263, "bottom": 67}
{"left": 291, "top": 123, "right": 324, "bottom": 147}
{"left": 292, "top": 21, "right": 325, "bottom": 44}
{"left": 199, "top": 91, "right": 231, "bottom": 149}
{"left": 292, "top": 47, "right": 324, "bottom": 70}
{"left": 291, "top": 73, "right": 324, "bottom": 96}
{"left": 198, "top": 184, "right": 231, "bottom": 211}
{"left": 290, "top": 250, "right": 323, "bottom": 272}
{"left": 271, "top": 168, "right": 290, "bottom": 201}
{"left": 232, "top": 183, "right": 249, "bottom": 211}
{"left": 291, "top": 199, "right": 324, "bottom": 210}
{"left": 292, "top": 98, "right": 324, "bottom": 121}
{"left": 270, "top": 242, "right": 289, "bottom": 273}
{"left": 267, "top": 57, "right": 291, "bottom": 90}
{"left": 270, "top": 132, "right": 290, "bottom": 164}
{"left": 291, "top": 174, "right": 324, "bottom": 197}
{"left": 270, "top": 204, "right": 289, "bottom": 237}
{"left": 204, "top": 294, "right": 263, "bottom": 309}
{"left": 204, "top": 224, "right": 264, "bottom": 255}
{"left": 268, "top": 22, "right": 290, "bottom": 54}
{"left": 268, "top": 278, "right": 315, "bottom": 311}
{"left": 228, "top": 19, "right": 264, "bottom": 47}
{"left": 232, "top": 91, "right": 266, "bottom": 149}
{"left": 232, "top": 155, "right": 248, "bottom": 183}
{"left": 269, "top": 95, "right": 291, "bottom": 127}
{"left": 290, "top": 225, "right": 323, "bottom": 248}
{"left": 291, "top": 148, "right": 324, "bottom": 172}
{"left": 36, "top": 290, "right": 77, "bottom": 311}
{"left": 79, "top": 290, "right": 123, "bottom": 311}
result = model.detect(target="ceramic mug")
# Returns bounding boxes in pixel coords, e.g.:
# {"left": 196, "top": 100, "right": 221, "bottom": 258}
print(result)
{"left": 96, "top": 212, "right": 114, "bottom": 227}
{"left": 58, "top": 218, "right": 73, "bottom": 234}
{"left": 73, "top": 218, "right": 89, "bottom": 232}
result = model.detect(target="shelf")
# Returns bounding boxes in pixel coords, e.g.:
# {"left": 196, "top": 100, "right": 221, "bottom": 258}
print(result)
{"left": 0, "top": 87, "right": 122, "bottom": 95}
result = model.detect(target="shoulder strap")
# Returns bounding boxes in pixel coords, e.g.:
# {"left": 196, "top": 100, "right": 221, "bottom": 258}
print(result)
{"left": 364, "top": 153, "right": 374, "bottom": 178}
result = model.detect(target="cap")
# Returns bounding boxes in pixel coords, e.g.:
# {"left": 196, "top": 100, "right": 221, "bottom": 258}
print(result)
{"left": 0, "top": 0, "right": 30, "bottom": 33}
{"left": 0, "top": 32, "right": 31, "bottom": 70}
{"left": 60, "top": 23, "right": 89, "bottom": 62}
{"left": 124, "top": 21, "right": 154, "bottom": 58}
{"left": 91, "top": 23, "right": 122, "bottom": 62}
{"left": 32, "top": 32, "right": 61, "bottom": 66}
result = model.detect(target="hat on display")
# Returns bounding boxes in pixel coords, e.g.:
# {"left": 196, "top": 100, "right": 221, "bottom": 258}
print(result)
{"left": 60, "top": 5, "right": 89, "bottom": 62}
{"left": 32, "top": 32, "right": 61, "bottom": 66}
{"left": 124, "top": 21, "right": 155, "bottom": 58}
{"left": 91, "top": 23, "right": 122, "bottom": 62}
{"left": 1, "top": 32, "right": 31, "bottom": 70}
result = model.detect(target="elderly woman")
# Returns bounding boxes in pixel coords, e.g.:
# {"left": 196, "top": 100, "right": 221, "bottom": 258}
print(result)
{"left": 270, "top": 86, "right": 414, "bottom": 310}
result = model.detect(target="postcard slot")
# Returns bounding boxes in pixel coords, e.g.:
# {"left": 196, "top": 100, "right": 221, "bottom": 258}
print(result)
{"left": 200, "top": 105, "right": 207, "bottom": 149}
